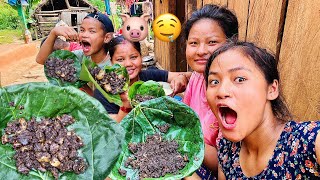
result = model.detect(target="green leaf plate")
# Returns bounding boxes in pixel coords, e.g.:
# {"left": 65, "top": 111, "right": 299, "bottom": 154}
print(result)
{"left": 128, "top": 80, "right": 166, "bottom": 108}
{"left": 0, "top": 82, "right": 125, "bottom": 180}
{"left": 109, "top": 96, "right": 204, "bottom": 180}
{"left": 44, "top": 50, "right": 87, "bottom": 88}
{"left": 80, "top": 58, "right": 129, "bottom": 106}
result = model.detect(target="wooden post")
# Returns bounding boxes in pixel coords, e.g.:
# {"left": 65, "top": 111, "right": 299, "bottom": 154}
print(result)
{"left": 154, "top": 0, "right": 177, "bottom": 71}
{"left": 226, "top": 0, "right": 249, "bottom": 41}
{"left": 245, "top": 0, "right": 287, "bottom": 53}
{"left": 65, "top": 0, "right": 71, "bottom": 9}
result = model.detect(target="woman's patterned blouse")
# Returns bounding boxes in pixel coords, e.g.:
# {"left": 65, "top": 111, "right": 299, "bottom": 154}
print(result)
{"left": 218, "top": 121, "right": 320, "bottom": 179}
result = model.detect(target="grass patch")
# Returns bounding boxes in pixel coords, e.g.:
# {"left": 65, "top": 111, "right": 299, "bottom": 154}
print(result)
{"left": 0, "top": 29, "right": 23, "bottom": 44}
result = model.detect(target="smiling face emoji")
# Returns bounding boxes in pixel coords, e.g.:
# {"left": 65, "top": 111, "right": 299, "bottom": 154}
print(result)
{"left": 152, "top": 13, "right": 181, "bottom": 42}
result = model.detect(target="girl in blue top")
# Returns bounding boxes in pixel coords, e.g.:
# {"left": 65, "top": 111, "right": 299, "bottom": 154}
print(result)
{"left": 204, "top": 40, "right": 320, "bottom": 179}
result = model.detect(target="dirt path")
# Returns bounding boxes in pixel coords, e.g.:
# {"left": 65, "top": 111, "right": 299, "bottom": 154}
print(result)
{"left": 0, "top": 40, "right": 47, "bottom": 87}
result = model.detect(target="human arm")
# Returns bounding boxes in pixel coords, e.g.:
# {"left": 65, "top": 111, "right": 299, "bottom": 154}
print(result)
{"left": 315, "top": 133, "right": 320, "bottom": 164}
{"left": 36, "top": 26, "right": 79, "bottom": 65}
{"left": 79, "top": 84, "right": 93, "bottom": 96}
{"left": 203, "top": 144, "right": 218, "bottom": 176}
{"left": 167, "top": 72, "right": 192, "bottom": 95}
{"left": 111, "top": 92, "right": 132, "bottom": 123}
{"left": 218, "top": 165, "right": 226, "bottom": 180}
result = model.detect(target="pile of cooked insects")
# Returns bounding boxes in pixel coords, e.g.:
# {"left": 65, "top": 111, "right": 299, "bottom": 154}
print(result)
{"left": 45, "top": 57, "right": 78, "bottom": 82}
{"left": 89, "top": 66, "right": 126, "bottom": 94}
{"left": 119, "top": 124, "right": 188, "bottom": 179}
{"left": 134, "top": 94, "right": 156, "bottom": 103}
{"left": 1, "top": 114, "right": 87, "bottom": 179}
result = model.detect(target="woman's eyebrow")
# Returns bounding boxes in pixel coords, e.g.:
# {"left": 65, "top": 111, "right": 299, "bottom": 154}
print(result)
{"left": 228, "top": 66, "right": 252, "bottom": 73}
{"left": 209, "top": 66, "right": 252, "bottom": 75}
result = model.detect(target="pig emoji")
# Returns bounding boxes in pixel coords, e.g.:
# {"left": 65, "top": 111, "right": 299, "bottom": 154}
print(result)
{"left": 120, "top": 13, "right": 150, "bottom": 42}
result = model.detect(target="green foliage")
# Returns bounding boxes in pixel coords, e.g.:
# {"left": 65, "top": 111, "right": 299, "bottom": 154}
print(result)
{"left": 128, "top": 80, "right": 166, "bottom": 108}
{"left": 0, "top": 1, "right": 20, "bottom": 29}
{"left": 88, "top": 0, "right": 106, "bottom": 12}
{"left": 0, "top": 82, "right": 125, "bottom": 180}
{"left": 25, "top": 0, "right": 41, "bottom": 24}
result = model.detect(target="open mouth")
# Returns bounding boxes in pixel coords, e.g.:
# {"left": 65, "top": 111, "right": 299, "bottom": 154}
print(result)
{"left": 219, "top": 106, "right": 237, "bottom": 130}
{"left": 81, "top": 40, "right": 91, "bottom": 53}
{"left": 160, "top": 33, "right": 173, "bottom": 36}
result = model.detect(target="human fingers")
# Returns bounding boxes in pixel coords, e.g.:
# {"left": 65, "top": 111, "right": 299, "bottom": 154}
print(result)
{"left": 60, "top": 27, "right": 77, "bottom": 41}
{"left": 169, "top": 80, "right": 177, "bottom": 97}
{"left": 120, "top": 91, "right": 131, "bottom": 107}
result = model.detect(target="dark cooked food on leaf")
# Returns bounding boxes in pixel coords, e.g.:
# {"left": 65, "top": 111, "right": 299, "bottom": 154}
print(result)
{"left": 45, "top": 57, "right": 77, "bottom": 82}
{"left": 81, "top": 59, "right": 129, "bottom": 106}
{"left": 0, "top": 82, "right": 124, "bottom": 180}
{"left": 109, "top": 96, "right": 204, "bottom": 180}
{"left": 122, "top": 133, "right": 188, "bottom": 179}
{"left": 89, "top": 66, "right": 126, "bottom": 95}
{"left": 44, "top": 50, "right": 86, "bottom": 88}
{"left": 1, "top": 114, "right": 87, "bottom": 179}
{"left": 128, "top": 80, "right": 165, "bottom": 108}
{"left": 134, "top": 94, "right": 156, "bottom": 103}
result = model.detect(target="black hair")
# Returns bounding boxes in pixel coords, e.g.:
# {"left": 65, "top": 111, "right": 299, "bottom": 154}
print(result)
{"left": 183, "top": 4, "right": 239, "bottom": 40}
{"left": 204, "top": 41, "right": 292, "bottom": 122}
{"left": 84, "top": 12, "right": 114, "bottom": 33}
{"left": 108, "top": 35, "right": 141, "bottom": 58}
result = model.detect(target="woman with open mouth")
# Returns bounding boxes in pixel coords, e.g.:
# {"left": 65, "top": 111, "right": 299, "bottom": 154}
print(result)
{"left": 36, "top": 12, "right": 114, "bottom": 95}
{"left": 205, "top": 40, "right": 320, "bottom": 179}
{"left": 36, "top": 12, "right": 114, "bottom": 68}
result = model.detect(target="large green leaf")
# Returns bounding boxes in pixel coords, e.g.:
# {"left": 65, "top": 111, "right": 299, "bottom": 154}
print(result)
{"left": 44, "top": 50, "right": 87, "bottom": 88}
{"left": 109, "top": 96, "right": 204, "bottom": 180}
{"left": 0, "top": 82, "right": 125, "bottom": 180}
{"left": 80, "top": 58, "right": 129, "bottom": 106}
{"left": 128, "top": 80, "right": 165, "bottom": 108}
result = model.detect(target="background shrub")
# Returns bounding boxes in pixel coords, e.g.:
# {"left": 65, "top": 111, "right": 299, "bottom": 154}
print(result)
{"left": 0, "top": 1, "right": 20, "bottom": 30}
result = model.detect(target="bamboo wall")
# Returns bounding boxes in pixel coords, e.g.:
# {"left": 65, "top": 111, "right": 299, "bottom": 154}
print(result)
{"left": 154, "top": 0, "right": 320, "bottom": 121}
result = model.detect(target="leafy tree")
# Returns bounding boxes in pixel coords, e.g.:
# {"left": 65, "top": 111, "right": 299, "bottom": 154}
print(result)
{"left": 0, "top": 0, "right": 20, "bottom": 29}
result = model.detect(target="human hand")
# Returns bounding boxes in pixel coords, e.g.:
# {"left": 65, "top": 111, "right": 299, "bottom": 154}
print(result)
{"left": 119, "top": 91, "right": 132, "bottom": 108}
{"left": 170, "top": 74, "right": 188, "bottom": 96}
{"left": 50, "top": 26, "right": 79, "bottom": 42}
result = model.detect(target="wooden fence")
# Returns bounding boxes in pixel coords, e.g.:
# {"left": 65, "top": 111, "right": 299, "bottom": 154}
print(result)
{"left": 154, "top": 0, "right": 320, "bottom": 121}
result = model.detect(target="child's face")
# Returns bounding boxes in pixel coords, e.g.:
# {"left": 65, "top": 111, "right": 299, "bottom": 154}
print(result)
{"left": 111, "top": 42, "right": 142, "bottom": 83}
{"left": 79, "top": 18, "right": 109, "bottom": 56}
{"left": 206, "top": 49, "right": 275, "bottom": 142}
{"left": 186, "top": 19, "right": 226, "bottom": 73}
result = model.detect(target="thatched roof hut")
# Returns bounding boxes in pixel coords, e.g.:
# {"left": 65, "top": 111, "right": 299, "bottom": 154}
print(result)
{"left": 31, "top": 0, "right": 100, "bottom": 38}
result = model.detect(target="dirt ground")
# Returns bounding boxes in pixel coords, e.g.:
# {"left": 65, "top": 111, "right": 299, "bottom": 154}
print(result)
{"left": 0, "top": 40, "right": 47, "bottom": 87}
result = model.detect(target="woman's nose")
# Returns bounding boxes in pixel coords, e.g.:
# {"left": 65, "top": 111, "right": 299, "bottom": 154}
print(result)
{"left": 80, "top": 31, "right": 88, "bottom": 38}
{"left": 196, "top": 43, "right": 209, "bottom": 56}
{"left": 124, "top": 59, "right": 132, "bottom": 67}
{"left": 217, "top": 81, "right": 231, "bottom": 99}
